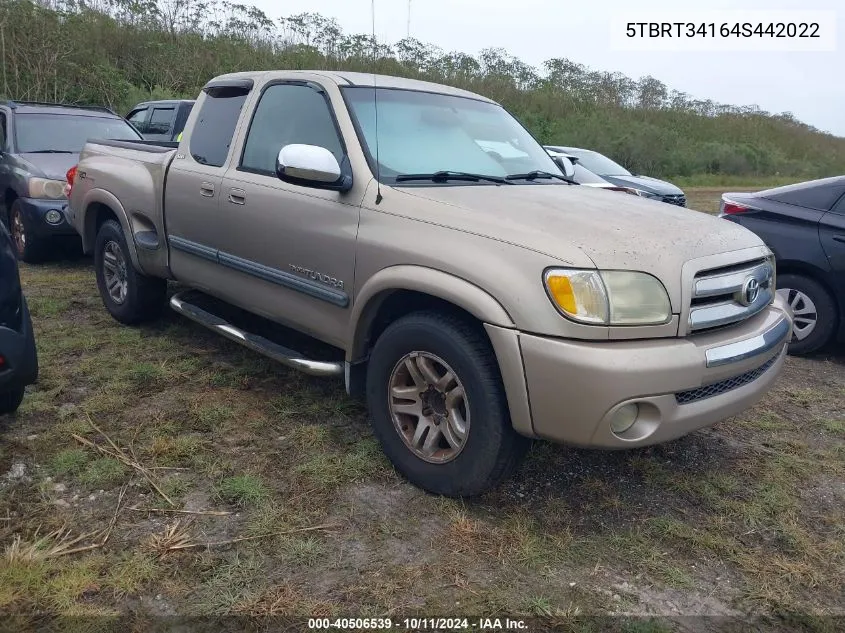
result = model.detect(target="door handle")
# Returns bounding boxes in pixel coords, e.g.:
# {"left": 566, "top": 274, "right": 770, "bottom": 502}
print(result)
{"left": 832, "top": 235, "right": 845, "bottom": 244}
{"left": 200, "top": 182, "right": 215, "bottom": 197}
{"left": 228, "top": 188, "right": 246, "bottom": 205}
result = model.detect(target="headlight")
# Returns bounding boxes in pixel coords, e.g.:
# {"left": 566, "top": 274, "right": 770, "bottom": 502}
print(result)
{"left": 27, "top": 177, "right": 67, "bottom": 200}
{"left": 544, "top": 268, "right": 672, "bottom": 326}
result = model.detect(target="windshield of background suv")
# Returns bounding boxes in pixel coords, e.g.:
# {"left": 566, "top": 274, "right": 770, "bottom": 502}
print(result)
{"left": 566, "top": 149, "right": 631, "bottom": 176}
{"left": 15, "top": 113, "right": 141, "bottom": 153}
{"left": 343, "top": 87, "right": 561, "bottom": 184}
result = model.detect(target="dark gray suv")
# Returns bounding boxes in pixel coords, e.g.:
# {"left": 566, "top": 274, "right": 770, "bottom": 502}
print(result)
{"left": 0, "top": 101, "right": 142, "bottom": 262}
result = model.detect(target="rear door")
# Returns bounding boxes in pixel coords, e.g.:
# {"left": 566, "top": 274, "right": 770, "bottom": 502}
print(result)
{"left": 164, "top": 81, "right": 252, "bottom": 289}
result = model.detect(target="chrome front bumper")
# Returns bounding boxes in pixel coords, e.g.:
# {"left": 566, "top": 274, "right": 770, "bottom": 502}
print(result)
{"left": 705, "top": 313, "right": 792, "bottom": 368}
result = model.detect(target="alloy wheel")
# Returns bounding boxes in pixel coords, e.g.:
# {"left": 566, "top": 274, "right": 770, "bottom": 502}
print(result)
{"left": 11, "top": 209, "right": 25, "bottom": 256}
{"left": 777, "top": 287, "right": 818, "bottom": 342}
{"left": 388, "top": 351, "right": 470, "bottom": 464}
{"left": 102, "top": 240, "right": 129, "bottom": 305}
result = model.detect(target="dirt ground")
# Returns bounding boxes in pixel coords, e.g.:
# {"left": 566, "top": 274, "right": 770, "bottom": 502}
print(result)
{"left": 1, "top": 189, "right": 843, "bottom": 630}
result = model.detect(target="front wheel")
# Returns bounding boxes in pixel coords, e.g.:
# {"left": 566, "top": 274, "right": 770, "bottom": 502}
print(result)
{"left": 777, "top": 273, "right": 837, "bottom": 355}
{"left": 94, "top": 219, "right": 166, "bottom": 325}
{"left": 366, "top": 311, "right": 529, "bottom": 497}
{"left": 0, "top": 387, "right": 25, "bottom": 415}
{"left": 9, "top": 200, "right": 46, "bottom": 263}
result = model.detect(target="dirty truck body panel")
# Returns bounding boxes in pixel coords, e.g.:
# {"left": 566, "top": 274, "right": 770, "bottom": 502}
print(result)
{"left": 69, "top": 70, "right": 792, "bottom": 495}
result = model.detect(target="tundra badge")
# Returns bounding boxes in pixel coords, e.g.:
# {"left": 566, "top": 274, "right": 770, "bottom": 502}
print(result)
{"left": 289, "top": 264, "right": 344, "bottom": 289}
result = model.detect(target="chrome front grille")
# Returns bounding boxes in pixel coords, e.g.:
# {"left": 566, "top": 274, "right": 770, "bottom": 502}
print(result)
{"left": 688, "top": 258, "right": 775, "bottom": 332}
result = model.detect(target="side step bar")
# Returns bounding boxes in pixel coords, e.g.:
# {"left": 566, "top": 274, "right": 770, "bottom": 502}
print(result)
{"left": 169, "top": 292, "right": 343, "bottom": 377}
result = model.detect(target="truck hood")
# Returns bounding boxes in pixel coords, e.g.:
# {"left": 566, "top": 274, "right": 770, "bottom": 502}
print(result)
{"left": 18, "top": 153, "right": 79, "bottom": 181}
{"left": 391, "top": 183, "right": 765, "bottom": 308}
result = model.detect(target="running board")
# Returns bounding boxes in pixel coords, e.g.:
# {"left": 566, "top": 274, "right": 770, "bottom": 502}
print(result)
{"left": 169, "top": 292, "right": 343, "bottom": 377}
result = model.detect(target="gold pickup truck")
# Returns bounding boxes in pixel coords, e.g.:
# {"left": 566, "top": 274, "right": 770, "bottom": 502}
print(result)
{"left": 66, "top": 71, "right": 793, "bottom": 496}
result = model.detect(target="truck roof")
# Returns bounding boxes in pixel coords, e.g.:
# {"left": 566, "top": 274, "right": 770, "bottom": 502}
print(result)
{"left": 206, "top": 70, "right": 497, "bottom": 104}
{"left": 132, "top": 99, "right": 196, "bottom": 108}
{"left": 1, "top": 101, "right": 121, "bottom": 117}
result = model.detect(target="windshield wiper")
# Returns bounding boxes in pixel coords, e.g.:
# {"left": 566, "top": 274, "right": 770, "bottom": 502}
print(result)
{"left": 25, "top": 150, "right": 74, "bottom": 154}
{"left": 506, "top": 170, "right": 577, "bottom": 185}
{"left": 395, "top": 171, "right": 511, "bottom": 185}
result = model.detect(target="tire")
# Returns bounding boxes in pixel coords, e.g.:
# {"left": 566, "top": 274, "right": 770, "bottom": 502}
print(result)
{"left": 777, "top": 273, "right": 837, "bottom": 356}
{"left": 94, "top": 219, "right": 166, "bottom": 325}
{"left": 9, "top": 200, "right": 47, "bottom": 263}
{"left": 0, "top": 387, "right": 25, "bottom": 415}
{"left": 366, "top": 311, "right": 529, "bottom": 497}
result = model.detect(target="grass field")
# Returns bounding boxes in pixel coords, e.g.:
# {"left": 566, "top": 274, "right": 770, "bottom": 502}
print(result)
{"left": 684, "top": 187, "right": 757, "bottom": 215}
{"left": 1, "top": 192, "right": 844, "bottom": 627}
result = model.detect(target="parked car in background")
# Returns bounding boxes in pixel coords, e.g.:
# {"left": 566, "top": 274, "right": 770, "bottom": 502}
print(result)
{"left": 126, "top": 100, "right": 194, "bottom": 142}
{"left": 545, "top": 145, "right": 687, "bottom": 206}
{"left": 546, "top": 149, "right": 638, "bottom": 194}
{"left": 0, "top": 220, "right": 37, "bottom": 415}
{"left": 68, "top": 70, "right": 791, "bottom": 497}
{"left": 720, "top": 176, "right": 845, "bottom": 355}
{"left": 0, "top": 101, "right": 143, "bottom": 262}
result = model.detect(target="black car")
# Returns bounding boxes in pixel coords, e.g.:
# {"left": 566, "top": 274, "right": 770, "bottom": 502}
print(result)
{"left": 719, "top": 176, "right": 845, "bottom": 355}
{"left": 0, "top": 220, "right": 37, "bottom": 414}
{"left": 0, "top": 101, "right": 143, "bottom": 262}
{"left": 126, "top": 99, "right": 195, "bottom": 142}
{"left": 544, "top": 145, "right": 687, "bottom": 206}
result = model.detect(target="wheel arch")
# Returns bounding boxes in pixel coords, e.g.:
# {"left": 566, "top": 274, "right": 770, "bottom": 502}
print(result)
{"left": 347, "top": 266, "right": 516, "bottom": 363}
{"left": 81, "top": 190, "right": 142, "bottom": 271}
{"left": 345, "top": 268, "right": 534, "bottom": 437}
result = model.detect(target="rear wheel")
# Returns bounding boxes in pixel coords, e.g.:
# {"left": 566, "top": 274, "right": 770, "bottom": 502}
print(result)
{"left": 9, "top": 200, "right": 46, "bottom": 263}
{"left": 0, "top": 387, "right": 25, "bottom": 415}
{"left": 777, "top": 273, "right": 837, "bottom": 355}
{"left": 94, "top": 219, "right": 166, "bottom": 324}
{"left": 366, "top": 311, "right": 529, "bottom": 497}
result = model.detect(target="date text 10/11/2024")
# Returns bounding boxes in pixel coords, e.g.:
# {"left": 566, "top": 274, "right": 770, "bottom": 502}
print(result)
{"left": 307, "top": 618, "right": 530, "bottom": 631}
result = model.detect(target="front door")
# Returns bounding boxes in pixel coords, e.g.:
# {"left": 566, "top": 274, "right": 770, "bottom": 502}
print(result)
{"left": 217, "top": 81, "right": 360, "bottom": 348}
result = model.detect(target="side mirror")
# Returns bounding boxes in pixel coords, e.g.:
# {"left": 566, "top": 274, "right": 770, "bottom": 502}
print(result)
{"left": 551, "top": 155, "right": 576, "bottom": 180}
{"left": 276, "top": 144, "right": 352, "bottom": 192}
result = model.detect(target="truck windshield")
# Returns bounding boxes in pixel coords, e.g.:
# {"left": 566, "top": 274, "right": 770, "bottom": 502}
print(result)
{"left": 343, "top": 87, "right": 561, "bottom": 185}
{"left": 15, "top": 113, "right": 141, "bottom": 153}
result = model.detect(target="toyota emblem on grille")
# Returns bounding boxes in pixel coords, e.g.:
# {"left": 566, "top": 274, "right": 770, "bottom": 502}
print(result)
{"left": 740, "top": 277, "right": 760, "bottom": 306}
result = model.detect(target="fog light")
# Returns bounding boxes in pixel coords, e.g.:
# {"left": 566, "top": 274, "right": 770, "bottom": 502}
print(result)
{"left": 610, "top": 403, "right": 639, "bottom": 435}
{"left": 45, "top": 210, "right": 63, "bottom": 225}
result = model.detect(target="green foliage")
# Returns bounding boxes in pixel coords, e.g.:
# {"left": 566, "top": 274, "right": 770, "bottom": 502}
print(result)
{"left": 1, "top": 1, "right": 843, "bottom": 179}
{"left": 216, "top": 474, "right": 270, "bottom": 507}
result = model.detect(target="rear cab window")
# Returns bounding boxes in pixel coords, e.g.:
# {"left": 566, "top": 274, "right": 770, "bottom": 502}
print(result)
{"left": 189, "top": 85, "right": 250, "bottom": 167}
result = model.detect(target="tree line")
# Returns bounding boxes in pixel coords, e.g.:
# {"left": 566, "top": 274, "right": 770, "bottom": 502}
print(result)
{"left": 2, "top": 0, "right": 844, "bottom": 179}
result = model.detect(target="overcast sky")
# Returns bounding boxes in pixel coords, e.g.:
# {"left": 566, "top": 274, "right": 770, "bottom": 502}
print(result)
{"left": 247, "top": 0, "right": 843, "bottom": 136}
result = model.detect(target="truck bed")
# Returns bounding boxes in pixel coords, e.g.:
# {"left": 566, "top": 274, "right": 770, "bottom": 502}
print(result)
{"left": 69, "top": 138, "right": 178, "bottom": 278}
